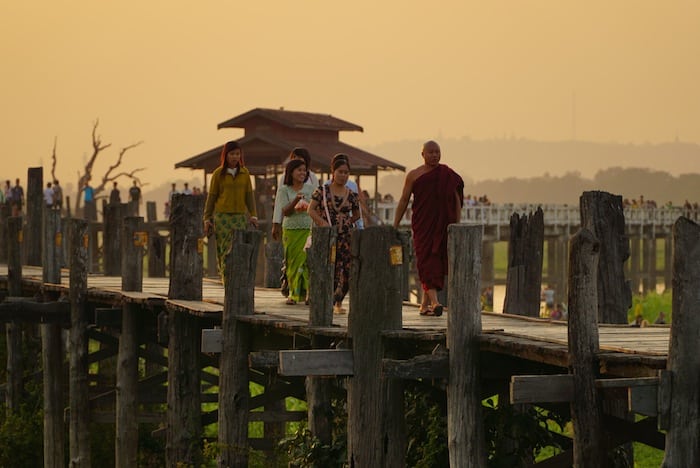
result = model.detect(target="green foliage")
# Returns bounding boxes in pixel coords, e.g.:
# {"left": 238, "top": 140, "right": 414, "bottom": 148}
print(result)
{"left": 484, "top": 398, "right": 566, "bottom": 467}
{"left": 0, "top": 381, "right": 43, "bottom": 468}
{"left": 279, "top": 389, "right": 348, "bottom": 468}
{"left": 405, "top": 382, "right": 448, "bottom": 467}
{"left": 628, "top": 290, "right": 672, "bottom": 324}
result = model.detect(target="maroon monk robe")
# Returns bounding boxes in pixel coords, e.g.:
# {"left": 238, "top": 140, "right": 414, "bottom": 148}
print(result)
{"left": 411, "top": 164, "right": 464, "bottom": 291}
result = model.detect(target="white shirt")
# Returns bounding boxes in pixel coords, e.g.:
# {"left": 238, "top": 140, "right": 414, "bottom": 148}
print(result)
{"left": 43, "top": 187, "right": 54, "bottom": 205}
{"left": 273, "top": 170, "right": 319, "bottom": 224}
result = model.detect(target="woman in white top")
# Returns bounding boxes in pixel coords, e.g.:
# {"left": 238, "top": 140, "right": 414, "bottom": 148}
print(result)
{"left": 272, "top": 158, "right": 315, "bottom": 304}
{"left": 272, "top": 147, "right": 318, "bottom": 241}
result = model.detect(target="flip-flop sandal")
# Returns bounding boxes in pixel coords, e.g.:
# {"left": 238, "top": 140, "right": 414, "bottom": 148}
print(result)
{"left": 432, "top": 305, "right": 444, "bottom": 317}
{"left": 419, "top": 308, "right": 435, "bottom": 316}
{"left": 285, "top": 299, "right": 297, "bottom": 305}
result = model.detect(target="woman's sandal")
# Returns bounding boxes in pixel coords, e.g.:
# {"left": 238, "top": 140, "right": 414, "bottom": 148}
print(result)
{"left": 285, "top": 298, "right": 297, "bottom": 305}
{"left": 432, "top": 304, "right": 444, "bottom": 317}
{"left": 419, "top": 307, "right": 434, "bottom": 316}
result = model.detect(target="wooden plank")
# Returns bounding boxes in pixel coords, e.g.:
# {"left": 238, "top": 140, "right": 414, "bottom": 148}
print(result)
{"left": 279, "top": 349, "right": 353, "bottom": 376}
{"left": 629, "top": 385, "right": 658, "bottom": 417}
{"left": 382, "top": 354, "right": 449, "bottom": 379}
{"left": 511, "top": 374, "right": 574, "bottom": 404}
{"left": 201, "top": 328, "right": 222, "bottom": 353}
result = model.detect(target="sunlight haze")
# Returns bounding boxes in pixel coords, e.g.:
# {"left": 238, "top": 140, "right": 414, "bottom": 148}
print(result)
{"left": 3, "top": 1, "right": 699, "bottom": 194}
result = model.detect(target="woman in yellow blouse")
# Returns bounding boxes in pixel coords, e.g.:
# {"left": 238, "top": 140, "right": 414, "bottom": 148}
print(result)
{"left": 203, "top": 140, "right": 258, "bottom": 282}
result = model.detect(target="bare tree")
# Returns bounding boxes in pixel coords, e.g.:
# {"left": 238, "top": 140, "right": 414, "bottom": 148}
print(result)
{"left": 73, "top": 119, "right": 145, "bottom": 216}
{"left": 51, "top": 137, "right": 58, "bottom": 182}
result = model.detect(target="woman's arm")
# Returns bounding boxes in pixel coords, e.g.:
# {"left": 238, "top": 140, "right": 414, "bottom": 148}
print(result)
{"left": 307, "top": 198, "right": 329, "bottom": 226}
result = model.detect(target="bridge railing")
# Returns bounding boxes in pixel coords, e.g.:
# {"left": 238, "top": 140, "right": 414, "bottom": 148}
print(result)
{"left": 375, "top": 201, "right": 699, "bottom": 229}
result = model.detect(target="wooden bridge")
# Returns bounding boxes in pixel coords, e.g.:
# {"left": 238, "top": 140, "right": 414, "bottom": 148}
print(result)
{"left": 1, "top": 190, "right": 699, "bottom": 467}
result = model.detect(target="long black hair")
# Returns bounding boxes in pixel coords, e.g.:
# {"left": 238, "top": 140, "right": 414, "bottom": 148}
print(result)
{"left": 284, "top": 159, "right": 307, "bottom": 186}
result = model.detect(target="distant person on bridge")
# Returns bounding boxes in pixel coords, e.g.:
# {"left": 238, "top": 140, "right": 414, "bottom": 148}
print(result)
{"left": 393, "top": 140, "right": 464, "bottom": 317}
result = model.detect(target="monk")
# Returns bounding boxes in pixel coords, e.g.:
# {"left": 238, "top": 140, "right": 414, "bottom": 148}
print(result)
{"left": 393, "top": 140, "right": 464, "bottom": 316}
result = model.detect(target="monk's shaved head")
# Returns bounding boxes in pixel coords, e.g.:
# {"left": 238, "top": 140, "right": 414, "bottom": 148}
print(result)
{"left": 422, "top": 140, "right": 440, "bottom": 152}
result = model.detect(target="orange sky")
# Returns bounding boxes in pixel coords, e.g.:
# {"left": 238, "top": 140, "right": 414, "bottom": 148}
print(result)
{"left": 2, "top": 1, "right": 699, "bottom": 190}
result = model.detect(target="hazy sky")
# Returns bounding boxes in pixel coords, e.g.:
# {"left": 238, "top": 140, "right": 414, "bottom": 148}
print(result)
{"left": 3, "top": 1, "right": 699, "bottom": 190}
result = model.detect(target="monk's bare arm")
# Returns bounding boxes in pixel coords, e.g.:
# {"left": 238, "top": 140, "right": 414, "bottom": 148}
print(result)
{"left": 393, "top": 169, "right": 417, "bottom": 228}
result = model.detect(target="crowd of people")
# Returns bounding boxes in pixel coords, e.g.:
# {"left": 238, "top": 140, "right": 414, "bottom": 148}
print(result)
{"left": 3, "top": 178, "right": 64, "bottom": 215}
{"left": 202, "top": 139, "right": 463, "bottom": 317}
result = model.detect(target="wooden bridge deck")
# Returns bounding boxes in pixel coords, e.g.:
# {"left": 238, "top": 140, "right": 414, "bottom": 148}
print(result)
{"left": 1, "top": 264, "right": 669, "bottom": 377}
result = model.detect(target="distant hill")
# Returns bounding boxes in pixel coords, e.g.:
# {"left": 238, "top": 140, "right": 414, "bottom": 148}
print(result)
{"left": 369, "top": 138, "right": 700, "bottom": 205}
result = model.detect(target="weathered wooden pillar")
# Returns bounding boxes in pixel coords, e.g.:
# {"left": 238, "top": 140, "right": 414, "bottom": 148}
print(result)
{"left": 116, "top": 216, "right": 144, "bottom": 468}
{"left": 147, "top": 231, "right": 167, "bottom": 278}
{"left": 642, "top": 232, "right": 656, "bottom": 294}
{"left": 166, "top": 194, "right": 204, "bottom": 467}
{"left": 661, "top": 217, "right": 700, "bottom": 467}
{"left": 550, "top": 235, "right": 569, "bottom": 307}
{"left": 25, "top": 167, "right": 43, "bottom": 265}
{"left": 546, "top": 236, "right": 557, "bottom": 286}
{"left": 218, "top": 230, "right": 261, "bottom": 468}
{"left": 480, "top": 238, "right": 495, "bottom": 293}
{"left": 503, "top": 208, "right": 543, "bottom": 317}
{"left": 446, "top": 224, "right": 486, "bottom": 467}
{"left": 397, "top": 230, "right": 413, "bottom": 301}
{"left": 663, "top": 234, "right": 672, "bottom": 292}
{"left": 103, "top": 203, "right": 123, "bottom": 276}
{"left": 206, "top": 235, "right": 217, "bottom": 277}
{"left": 43, "top": 207, "right": 61, "bottom": 284}
{"left": 69, "top": 218, "right": 91, "bottom": 467}
{"left": 567, "top": 228, "right": 604, "bottom": 467}
{"left": 629, "top": 235, "right": 641, "bottom": 294}
{"left": 347, "top": 226, "right": 405, "bottom": 468}
{"left": 146, "top": 201, "right": 157, "bottom": 222}
{"left": 264, "top": 240, "right": 283, "bottom": 288}
{"left": 5, "top": 216, "right": 23, "bottom": 412}
{"left": 307, "top": 227, "right": 336, "bottom": 320}
{"left": 305, "top": 226, "right": 336, "bottom": 445}
{"left": 41, "top": 207, "right": 64, "bottom": 468}
{"left": 0, "top": 203, "right": 9, "bottom": 262}
{"left": 580, "top": 191, "right": 631, "bottom": 324}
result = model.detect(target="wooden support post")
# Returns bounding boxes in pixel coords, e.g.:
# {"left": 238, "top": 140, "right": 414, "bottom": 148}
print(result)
{"left": 663, "top": 235, "right": 672, "bottom": 292}
{"left": 397, "top": 230, "right": 412, "bottom": 301}
{"left": 218, "top": 230, "right": 261, "bottom": 467}
{"left": 446, "top": 224, "right": 486, "bottom": 466}
{"left": 306, "top": 225, "right": 337, "bottom": 446}
{"left": 661, "top": 217, "right": 700, "bottom": 467}
{"left": 69, "top": 218, "right": 91, "bottom": 466}
{"left": 167, "top": 193, "right": 203, "bottom": 299}
{"left": 116, "top": 217, "right": 143, "bottom": 468}
{"left": 103, "top": 203, "right": 123, "bottom": 276}
{"left": 480, "top": 238, "right": 495, "bottom": 294}
{"left": 5, "top": 216, "right": 23, "bottom": 412}
{"left": 0, "top": 203, "right": 9, "bottom": 262}
{"left": 307, "top": 226, "right": 336, "bottom": 323}
{"left": 347, "top": 226, "right": 405, "bottom": 468}
{"left": 43, "top": 207, "right": 61, "bottom": 284}
{"left": 206, "top": 234, "right": 217, "bottom": 277}
{"left": 503, "top": 208, "right": 544, "bottom": 317}
{"left": 147, "top": 231, "right": 167, "bottom": 278}
{"left": 629, "top": 235, "right": 641, "bottom": 294}
{"left": 580, "top": 191, "right": 631, "bottom": 324}
{"left": 25, "top": 166, "right": 43, "bottom": 265}
{"left": 568, "top": 227, "right": 604, "bottom": 467}
{"left": 42, "top": 207, "right": 64, "bottom": 467}
{"left": 264, "top": 240, "right": 283, "bottom": 288}
{"left": 166, "top": 194, "right": 205, "bottom": 467}
{"left": 146, "top": 201, "right": 157, "bottom": 222}
{"left": 642, "top": 233, "right": 656, "bottom": 294}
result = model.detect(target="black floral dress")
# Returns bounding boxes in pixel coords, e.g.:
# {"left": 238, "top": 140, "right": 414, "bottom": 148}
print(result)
{"left": 311, "top": 185, "right": 359, "bottom": 304}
